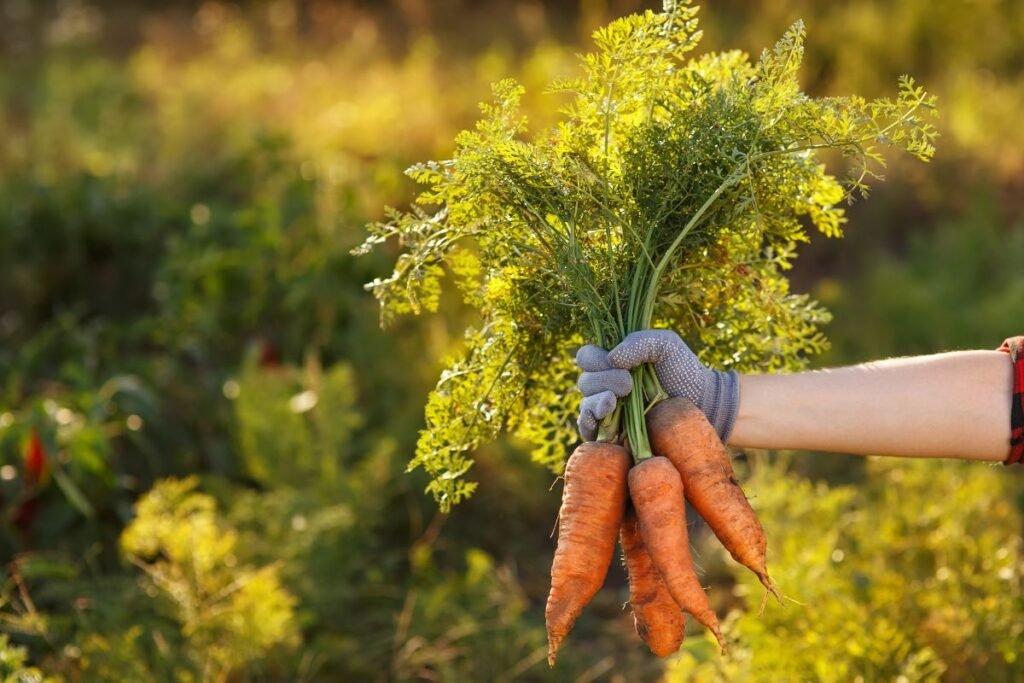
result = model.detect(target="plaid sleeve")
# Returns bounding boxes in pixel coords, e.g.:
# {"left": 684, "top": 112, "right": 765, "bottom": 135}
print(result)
{"left": 996, "top": 336, "right": 1024, "bottom": 465}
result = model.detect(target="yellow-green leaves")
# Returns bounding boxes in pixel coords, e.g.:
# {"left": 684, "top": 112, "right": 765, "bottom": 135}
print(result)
{"left": 474, "top": 79, "right": 529, "bottom": 141}
{"left": 508, "top": 341, "right": 583, "bottom": 474}
{"left": 667, "top": 458, "right": 1021, "bottom": 682}
{"left": 358, "top": 3, "right": 937, "bottom": 508}
{"left": 0, "top": 635, "right": 59, "bottom": 683}
{"left": 121, "top": 477, "right": 299, "bottom": 677}
{"left": 413, "top": 324, "right": 525, "bottom": 509}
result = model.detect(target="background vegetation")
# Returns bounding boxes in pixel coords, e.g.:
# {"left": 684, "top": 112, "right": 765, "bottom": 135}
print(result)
{"left": 0, "top": 1, "right": 1021, "bottom": 681}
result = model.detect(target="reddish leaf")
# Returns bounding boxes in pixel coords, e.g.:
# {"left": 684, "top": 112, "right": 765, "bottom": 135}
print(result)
{"left": 25, "top": 430, "right": 47, "bottom": 485}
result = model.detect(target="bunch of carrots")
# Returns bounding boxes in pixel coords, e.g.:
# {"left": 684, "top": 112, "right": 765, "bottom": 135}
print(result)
{"left": 358, "top": 0, "right": 936, "bottom": 665}
{"left": 546, "top": 397, "right": 780, "bottom": 663}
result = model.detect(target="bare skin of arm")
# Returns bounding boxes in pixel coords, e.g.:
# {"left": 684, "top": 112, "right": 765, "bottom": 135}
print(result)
{"left": 729, "top": 351, "right": 1013, "bottom": 462}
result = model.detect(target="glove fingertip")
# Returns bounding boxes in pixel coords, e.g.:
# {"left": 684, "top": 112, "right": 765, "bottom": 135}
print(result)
{"left": 576, "top": 416, "right": 596, "bottom": 442}
{"left": 593, "top": 390, "right": 617, "bottom": 417}
{"left": 575, "top": 345, "right": 611, "bottom": 371}
{"left": 606, "top": 345, "right": 640, "bottom": 369}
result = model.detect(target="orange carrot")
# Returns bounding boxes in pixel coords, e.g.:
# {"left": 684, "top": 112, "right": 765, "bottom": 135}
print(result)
{"left": 647, "top": 397, "right": 780, "bottom": 602}
{"left": 628, "top": 456, "right": 725, "bottom": 651}
{"left": 620, "top": 505, "right": 685, "bottom": 657}
{"left": 546, "top": 441, "right": 631, "bottom": 666}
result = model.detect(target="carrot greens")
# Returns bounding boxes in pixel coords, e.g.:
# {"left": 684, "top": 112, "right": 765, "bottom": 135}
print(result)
{"left": 356, "top": 1, "right": 936, "bottom": 509}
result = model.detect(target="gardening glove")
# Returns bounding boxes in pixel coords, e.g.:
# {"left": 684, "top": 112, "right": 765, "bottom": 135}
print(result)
{"left": 575, "top": 329, "right": 740, "bottom": 442}
{"left": 574, "top": 346, "right": 633, "bottom": 442}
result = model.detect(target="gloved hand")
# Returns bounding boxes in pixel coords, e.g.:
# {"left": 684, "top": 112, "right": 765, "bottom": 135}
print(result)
{"left": 576, "top": 329, "right": 739, "bottom": 442}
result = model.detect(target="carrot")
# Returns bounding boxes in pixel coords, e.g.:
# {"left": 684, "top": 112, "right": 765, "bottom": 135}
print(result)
{"left": 620, "top": 505, "right": 685, "bottom": 657}
{"left": 546, "top": 441, "right": 631, "bottom": 666}
{"left": 628, "top": 456, "right": 725, "bottom": 651}
{"left": 647, "top": 397, "right": 781, "bottom": 602}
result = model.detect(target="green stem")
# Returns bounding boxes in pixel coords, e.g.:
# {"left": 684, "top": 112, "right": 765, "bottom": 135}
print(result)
{"left": 621, "top": 365, "right": 669, "bottom": 462}
{"left": 614, "top": 169, "right": 746, "bottom": 461}
{"left": 596, "top": 404, "right": 622, "bottom": 443}
{"left": 600, "top": 157, "right": 755, "bottom": 461}
{"left": 642, "top": 366, "right": 668, "bottom": 409}
{"left": 625, "top": 368, "right": 652, "bottom": 461}
{"left": 640, "top": 168, "right": 746, "bottom": 328}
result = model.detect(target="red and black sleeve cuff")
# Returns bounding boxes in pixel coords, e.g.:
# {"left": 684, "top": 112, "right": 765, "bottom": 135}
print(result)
{"left": 997, "top": 336, "right": 1024, "bottom": 465}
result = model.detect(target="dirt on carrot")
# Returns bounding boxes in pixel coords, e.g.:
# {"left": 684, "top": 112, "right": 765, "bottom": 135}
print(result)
{"left": 546, "top": 441, "right": 631, "bottom": 666}
{"left": 620, "top": 505, "right": 685, "bottom": 657}
{"left": 647, "top": 397, "right": 781, "bottom": 602}
{"left": 628, "top": 456, "right": 725, "bottom": 651}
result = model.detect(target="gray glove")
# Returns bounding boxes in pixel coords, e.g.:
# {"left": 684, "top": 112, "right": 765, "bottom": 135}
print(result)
{"left": 576, "top": 329, "right": 740, "bottom": 442}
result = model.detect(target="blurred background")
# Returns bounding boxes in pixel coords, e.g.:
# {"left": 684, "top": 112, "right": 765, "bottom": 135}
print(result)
{"left": 1, "top": 1, "right": 1022, "bottom": 680}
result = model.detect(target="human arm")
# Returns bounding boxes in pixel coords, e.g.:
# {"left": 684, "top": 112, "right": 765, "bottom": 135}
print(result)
{"left": 577, "top": 331, "right": 1015, "bottom": 462}
{"left": 730, "top": 351, "right": 1012, "bottom": 462}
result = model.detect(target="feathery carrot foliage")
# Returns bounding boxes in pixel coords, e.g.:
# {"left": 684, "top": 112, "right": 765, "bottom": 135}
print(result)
{"left": 358, "top": 1, "right": 937, "bottom": 509}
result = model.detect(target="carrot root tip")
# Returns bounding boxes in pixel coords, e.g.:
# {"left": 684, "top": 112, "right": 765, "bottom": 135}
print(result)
{"left": 713, "top": 629, "right": 726, "bottom": 654}
{"left": 758, "top": 572, "right": 783, "bottom": 606}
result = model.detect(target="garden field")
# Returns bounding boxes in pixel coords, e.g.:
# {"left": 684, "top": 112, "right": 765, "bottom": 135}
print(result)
{"left": 1, "top": 2, "right": 1023, "bottom": 681}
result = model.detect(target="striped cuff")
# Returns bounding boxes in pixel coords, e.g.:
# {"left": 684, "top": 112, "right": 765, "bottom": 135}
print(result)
{"left": 996, "top": 336, "right": 1024, "bottom": 465}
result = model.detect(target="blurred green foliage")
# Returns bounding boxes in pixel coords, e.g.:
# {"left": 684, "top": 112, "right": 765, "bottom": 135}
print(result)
{"left": 0, "top": 1, "right": 1022, "bottom": 681}
{"left": 666, "top": 459, "right": 1024, "bottom": 682}
{"left": 0, "top": 634, "right": 58, "bottom": 683}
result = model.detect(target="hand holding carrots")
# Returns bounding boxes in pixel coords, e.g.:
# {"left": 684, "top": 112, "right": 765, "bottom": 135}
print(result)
{"left": 576, "top": 330, "right": 741, "bottom": 441}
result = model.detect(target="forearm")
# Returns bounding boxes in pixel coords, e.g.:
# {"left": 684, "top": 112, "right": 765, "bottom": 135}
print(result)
{"left": 729, "top": 351, "right": 1013, "bottom": 461}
